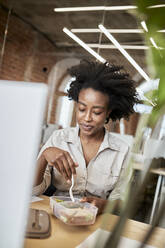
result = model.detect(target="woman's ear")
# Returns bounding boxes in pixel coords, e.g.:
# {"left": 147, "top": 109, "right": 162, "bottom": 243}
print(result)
{"left": 107, "top": 109, "right": 112, "bottom": 119}
{"left": 105, "top": 110, "right": 111, "bottom": 124}
{"left": 107, "top": 109, "right": 111, "bottom": 116}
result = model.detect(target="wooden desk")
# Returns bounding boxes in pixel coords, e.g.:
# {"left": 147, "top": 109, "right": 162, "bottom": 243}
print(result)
{"left": 24, "top": 196, "right": 165, "bottom": 248}
{"left": 133, "top": 162, "right": 165, "bottom": 176}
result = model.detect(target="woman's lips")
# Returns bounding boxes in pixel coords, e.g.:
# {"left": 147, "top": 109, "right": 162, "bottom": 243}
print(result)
{"left": 81, "top": 124, "right": 93, "bottom": 131}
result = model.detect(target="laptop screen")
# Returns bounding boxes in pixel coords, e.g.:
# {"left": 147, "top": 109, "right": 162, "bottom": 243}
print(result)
{"left": 0, "top": 80, "right": 48, "bottom": 248}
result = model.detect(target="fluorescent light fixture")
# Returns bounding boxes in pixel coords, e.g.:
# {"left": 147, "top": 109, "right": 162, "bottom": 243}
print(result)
{"left": 148, "top": 4, "right": 165, "bottom": 9}
{"left": 71, "top": 28, "right": 143, "bottom": 33}
{"left": 149, "top": 37, "right": 159, "bottom": 49}
{"left": 87, "top": 44, "right": 149, "bottom": 50}
{"left": 71, "top": 28, "right": 165, "bottom": 34}
{"left": 141, "top": 21, "right": 148, "bottom": 32}
{"left": 55, "top": 6, "right": 105, "bottom": 12}
{"left": 54, "top": 6, "right": 137, "bottom": 12}
{"left": 54, "top": 4, "right": 165, "bottom": 12}
{"left": 105, "top": 6, "right": 137, "bottom": 10}
{"left": 63, "top": 27, "right": 106, "bottom": 63}
{"left": 99, "top": 24, "right": 150, "bottom": 81}
{"left": 141, "top": 21, "right": 160, "bottom": 49}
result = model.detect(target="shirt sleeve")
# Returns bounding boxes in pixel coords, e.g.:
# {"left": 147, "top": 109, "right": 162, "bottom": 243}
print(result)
{"left": 32, "top": 131, "right": 59, "bottom": 196}
{"left": 32, "top": 165, "right": 52, "bottom": 196}
{"left": 108, "top": 147, "right": 133, "bottom": 201}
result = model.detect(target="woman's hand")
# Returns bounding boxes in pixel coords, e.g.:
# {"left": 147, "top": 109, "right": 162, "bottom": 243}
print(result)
{"left": 80, "top": 196, "right": 107, "bottom": 214}
{"left": 43, "top": 147, "right": 78, "bottom": 182}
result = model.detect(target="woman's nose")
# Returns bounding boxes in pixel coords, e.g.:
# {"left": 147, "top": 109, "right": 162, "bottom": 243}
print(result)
{"left": 84, "top": 111, "right": 92, "bottom": 121}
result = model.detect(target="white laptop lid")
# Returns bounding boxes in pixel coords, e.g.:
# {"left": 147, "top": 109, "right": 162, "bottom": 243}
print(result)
{"left": 0, "top": 80, "right": 48, "bottom": 248}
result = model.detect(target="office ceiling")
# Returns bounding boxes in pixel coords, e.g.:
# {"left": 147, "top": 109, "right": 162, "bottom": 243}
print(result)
{"left": 1, "top": 0, "right": 147, "bottom": 79}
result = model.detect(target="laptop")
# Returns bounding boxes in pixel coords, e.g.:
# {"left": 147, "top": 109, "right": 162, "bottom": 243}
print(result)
{"left": 0, "top": 80, "right": 48, "bottom": 248}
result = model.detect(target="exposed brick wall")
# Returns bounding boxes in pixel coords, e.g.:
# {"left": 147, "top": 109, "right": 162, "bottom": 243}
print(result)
{"left": 105, "top": 113, "right": 139, "bottom": 136}
{"left": 0, "top": 7, "right": 56, "bottom": 83}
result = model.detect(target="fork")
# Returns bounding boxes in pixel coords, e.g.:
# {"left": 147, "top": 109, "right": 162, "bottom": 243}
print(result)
{"left": 69, "top": 174, "right": 75, "bottom": 202}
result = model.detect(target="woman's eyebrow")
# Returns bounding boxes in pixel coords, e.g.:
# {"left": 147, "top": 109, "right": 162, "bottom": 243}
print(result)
{"left": 78, "top": 101, "right": 86, "bottom": 106}
{"left": 93, "top": 106, "right": 105, "bottom": 109}
{"left": 78, "top": 101, "right": 105, "bottom": 109}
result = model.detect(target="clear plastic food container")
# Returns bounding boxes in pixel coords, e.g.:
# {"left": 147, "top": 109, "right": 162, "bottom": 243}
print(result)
{"left": 50, "top": 196, "right": 98, "bottom": 226}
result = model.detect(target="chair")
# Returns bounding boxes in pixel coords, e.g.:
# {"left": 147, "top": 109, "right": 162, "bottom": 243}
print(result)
{"left": 41, "top": 123, "right": 60, "bottom": 145}
{"left": 143, "top": 138, "right": 165, "bottom": 225}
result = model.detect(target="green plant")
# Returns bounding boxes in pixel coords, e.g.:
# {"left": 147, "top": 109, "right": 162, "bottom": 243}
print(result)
{"left": 98, "top": 1, "right": 165, "bottom": 248}
{"left": 137, "top": 0, "right": 165, "bottom": 126}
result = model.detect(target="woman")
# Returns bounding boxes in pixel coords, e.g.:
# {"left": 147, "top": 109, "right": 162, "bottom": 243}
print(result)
{"left": 33, "top": 60, "right": 139, "bottom": 214}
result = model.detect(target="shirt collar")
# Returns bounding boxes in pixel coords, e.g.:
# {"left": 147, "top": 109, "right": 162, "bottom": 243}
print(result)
{"left": 63, "top": 126, "right": 120, "bottom": 151}
{"left": 99, "top": 128, "right": 120, "bottom": 152}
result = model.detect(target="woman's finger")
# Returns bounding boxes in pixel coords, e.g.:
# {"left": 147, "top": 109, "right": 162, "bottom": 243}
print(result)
{"left": 54, "top": 162, "right": 61, "bottom": 174}
{"left": 56, "top": 159, "right": 69, "bottom": 181}
{"left": 65, "top": 152, "right": 78, "bottom": 175}
{"left": 61, "top": 156, "right": 72, "bottom": 179}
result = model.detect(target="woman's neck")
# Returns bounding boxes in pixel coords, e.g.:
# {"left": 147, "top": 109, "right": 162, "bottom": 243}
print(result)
{"left": 79, "top": 127, "right": 105, "bottom": 144}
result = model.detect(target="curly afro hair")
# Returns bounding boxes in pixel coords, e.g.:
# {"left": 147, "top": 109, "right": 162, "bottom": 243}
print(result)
{"left": 67, "top": 60, "right": 139, "bottom": 122}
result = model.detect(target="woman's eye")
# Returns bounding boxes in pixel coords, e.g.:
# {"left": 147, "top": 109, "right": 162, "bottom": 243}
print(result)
{"left": 79, "top": 108, "right": 85, "bottom": 112}
{"left": 94, "top": 112, "right": 102, "bottom": 115}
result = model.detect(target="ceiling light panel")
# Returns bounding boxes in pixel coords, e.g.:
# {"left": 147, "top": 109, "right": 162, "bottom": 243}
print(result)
{"left": 87, "top": 44, "right": 148, "bottom": 50}
{"left": 71, "top": 29, "right": 143, "bottom": 33}
{"left": 54, "top": 6, "right": 137, "bottom": 12}
{"left": 63, "top": 27, "right": 106, "bottom": 63}
{"left": 99, "top": 24, "right": 150, "bottom": 81}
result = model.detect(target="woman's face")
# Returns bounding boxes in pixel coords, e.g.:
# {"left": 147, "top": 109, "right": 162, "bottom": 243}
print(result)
{"left": 76, "top": 88, "right": 110, "bottom": 137}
